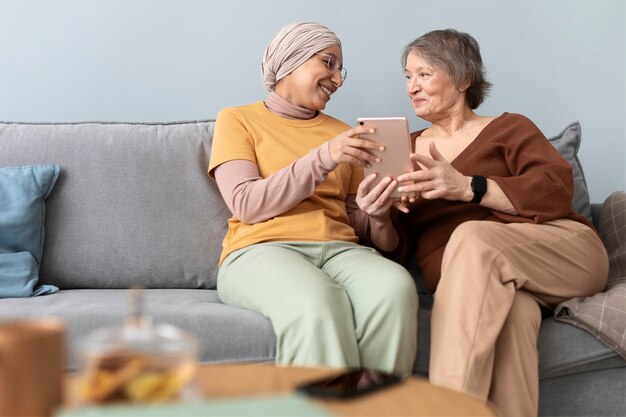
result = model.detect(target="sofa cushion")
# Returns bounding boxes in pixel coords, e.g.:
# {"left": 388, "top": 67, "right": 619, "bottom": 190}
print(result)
{"left": 547, "top": 121, "right": 592, "bottom": 221}
{"left": 0, "top": 289, "right": 276, "bottom": 370}
{"left": 0, "top": 121, "right": 229, "bottom": 289}
{"left": 539, "top": 366, "right": 626, "bottom": 416}
{"left": 0, "top": 164, "right": 60, "bottom": 297}
{"left": 537, "top": 317, "right": 625, "bottom": 379}
{"left": 555, "top": 191, "right": 626, "bottom": 359}
{"left": 414, "top": 308, "right": 626, "bottom": 380}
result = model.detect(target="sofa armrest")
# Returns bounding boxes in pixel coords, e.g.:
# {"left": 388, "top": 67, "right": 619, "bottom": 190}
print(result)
{"left": 591, "top": 203, "right": 602, "bottom": 230}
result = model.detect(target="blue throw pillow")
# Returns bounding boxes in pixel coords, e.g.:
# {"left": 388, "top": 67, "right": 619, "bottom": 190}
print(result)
{"left": 0, "top": 164, "right": 60, "bottom": 297}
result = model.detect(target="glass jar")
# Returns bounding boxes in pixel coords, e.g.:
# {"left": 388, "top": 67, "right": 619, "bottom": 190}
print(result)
{"left": 78, "top": 289, "right": 198, "bottom": 404}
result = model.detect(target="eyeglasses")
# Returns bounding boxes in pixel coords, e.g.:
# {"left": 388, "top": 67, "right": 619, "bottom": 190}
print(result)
{"left": 315, "top": 52, "right": 347, "bottom": 82}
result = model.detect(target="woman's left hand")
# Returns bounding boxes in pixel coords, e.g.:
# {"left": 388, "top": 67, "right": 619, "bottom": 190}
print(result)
{"left": 356, "top": 173, "right": 409, "bottom": 221}
{"left": 397, "top": 142, "right": 471, "bottom": 202}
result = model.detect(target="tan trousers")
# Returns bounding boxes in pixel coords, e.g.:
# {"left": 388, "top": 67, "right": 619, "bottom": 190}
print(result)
{"left": 429, "top": 219, "right": 608, "bottom": 417}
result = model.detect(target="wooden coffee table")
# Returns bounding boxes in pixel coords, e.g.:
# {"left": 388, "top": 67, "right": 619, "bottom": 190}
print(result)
{"left": 198, "top": 363, "right": 495, "bottom": 416}
{"left": 64, "top": 362, "right": 495, "bottom": 416}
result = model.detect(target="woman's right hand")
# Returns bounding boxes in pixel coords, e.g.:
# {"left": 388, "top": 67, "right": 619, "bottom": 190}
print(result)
{"left": 355, "top": 172, "right": 406, "bottom": 251}
{"left": 328, "top": 126, "right": 384, "bottom": 167}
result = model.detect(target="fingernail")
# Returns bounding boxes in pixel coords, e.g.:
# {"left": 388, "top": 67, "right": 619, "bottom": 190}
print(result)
{"left": 379, "top": 146, "right": 385, "bottom": 151}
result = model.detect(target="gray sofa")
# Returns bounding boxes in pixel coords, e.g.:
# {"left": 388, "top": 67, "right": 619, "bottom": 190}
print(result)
{"left": 0, "top": 120, "right": 624, "bottom": 416}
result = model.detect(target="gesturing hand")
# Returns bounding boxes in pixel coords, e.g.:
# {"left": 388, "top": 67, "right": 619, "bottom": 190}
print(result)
{"left": 328, "top": 126, "right": 384, "bottom": 167}
{"left": 397, "top": 141, "right": 471, "bottom": 202}
{"left": 356, "top": 173, "right": 409, "bottom": 222}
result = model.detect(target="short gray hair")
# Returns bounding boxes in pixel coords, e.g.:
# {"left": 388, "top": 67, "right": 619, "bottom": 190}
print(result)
{"left": 401, "top": 29, "right": 492, "bottom": 109}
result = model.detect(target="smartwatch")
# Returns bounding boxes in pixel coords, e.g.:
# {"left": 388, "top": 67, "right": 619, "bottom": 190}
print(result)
{"left": 471, "top": 175, "right": 487, "bottom": 204}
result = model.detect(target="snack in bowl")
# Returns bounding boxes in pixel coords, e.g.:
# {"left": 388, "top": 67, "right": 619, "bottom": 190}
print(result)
{"left": 80, "top": 350, "right": 197, "bottom": 403}
{"left": 78, "top": 288, "right": 198, "bottom": 404}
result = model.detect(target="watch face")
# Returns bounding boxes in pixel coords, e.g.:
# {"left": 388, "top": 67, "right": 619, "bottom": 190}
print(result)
{"left": 471, "top": 176, "right": 487, "bottom": 204}
{"left": 472, "top": 176, "right": 487, "bottom": 194}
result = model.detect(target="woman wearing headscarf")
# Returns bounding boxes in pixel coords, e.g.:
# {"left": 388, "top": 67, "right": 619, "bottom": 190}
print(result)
{"left": 208, "top": 22, "right": 418, "bottom": 374}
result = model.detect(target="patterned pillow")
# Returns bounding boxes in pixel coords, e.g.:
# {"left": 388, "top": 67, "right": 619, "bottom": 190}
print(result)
{"left": 599, "top": 191, "right": 626, "bottom": 289}
{"left": 555, "top": 191, "right": 626, "bottom": 359}
{"left": 548, "top": 122, "right": 593, "bottom": 222}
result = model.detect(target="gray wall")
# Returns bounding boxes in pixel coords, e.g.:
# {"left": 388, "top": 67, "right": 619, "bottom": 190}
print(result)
{"left": 1, "top": 0, "right": 624, "bottom": 201}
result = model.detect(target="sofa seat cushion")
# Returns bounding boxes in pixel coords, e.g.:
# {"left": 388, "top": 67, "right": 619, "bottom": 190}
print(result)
{"left": 413, "top": 306, "right": 626, "bottom": 379}
{"left": 537, "top": 317, "right": 625, "bottom": 379}
{"left": 539, "top": 366, "right": 626, "bottom": 416}
{"left": 0, "top": 289, "right": 276, "bottom": 370}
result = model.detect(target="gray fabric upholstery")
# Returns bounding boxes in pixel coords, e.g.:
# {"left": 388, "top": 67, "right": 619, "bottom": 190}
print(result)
{"left": 537, "top": 317, "right": 625, "bottom": 379}
{"left": 0, "top": 121, "right": 229, "bottom": 289}
{"left": 539, "top": 367, "right": 626, "bottom": 416}
{"left": 0, "top": 289, "right": 276, "bottom": 370}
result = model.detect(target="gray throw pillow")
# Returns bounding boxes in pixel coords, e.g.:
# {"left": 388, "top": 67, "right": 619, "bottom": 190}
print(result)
{"left": 548, "top": 122, "right": 592, "bottom": 222}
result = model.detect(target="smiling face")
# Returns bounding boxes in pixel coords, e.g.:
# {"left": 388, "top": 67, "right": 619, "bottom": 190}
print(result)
{"left": 274, "top": 44, "right": 344, "bottom": 111}
{"left": 404, "top": 52, "right": 468, "bottom": 122}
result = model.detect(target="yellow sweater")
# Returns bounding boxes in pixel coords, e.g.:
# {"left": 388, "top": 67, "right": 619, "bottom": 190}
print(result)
{"left": 209, "top": 101, "right": 362, "bottom": 264}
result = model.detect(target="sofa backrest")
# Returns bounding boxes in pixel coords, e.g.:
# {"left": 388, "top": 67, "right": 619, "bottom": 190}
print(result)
{"left": 0, "top": 121, "right": 229, "bottom": 289}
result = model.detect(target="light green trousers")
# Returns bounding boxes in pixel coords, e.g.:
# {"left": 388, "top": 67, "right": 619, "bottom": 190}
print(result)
{"left": 218, "top": 241, "right": 418, "bottom": 375}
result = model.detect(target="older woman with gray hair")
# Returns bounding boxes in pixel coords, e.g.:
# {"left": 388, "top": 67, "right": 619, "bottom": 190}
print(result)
{"left": 208, "top": 22, "right": 418, "bottom": 374}
{"left": 389, "top": 29, "right": 608, "bottom": 416}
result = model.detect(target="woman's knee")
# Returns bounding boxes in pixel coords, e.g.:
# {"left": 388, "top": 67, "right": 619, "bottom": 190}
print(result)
{"left": 369, "top": 262, "right": 418, "bottom": 307}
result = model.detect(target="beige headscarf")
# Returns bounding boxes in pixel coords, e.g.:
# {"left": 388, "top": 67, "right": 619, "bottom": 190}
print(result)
{"left": 261, "top": 22, "right": 341, "bottom": 92}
